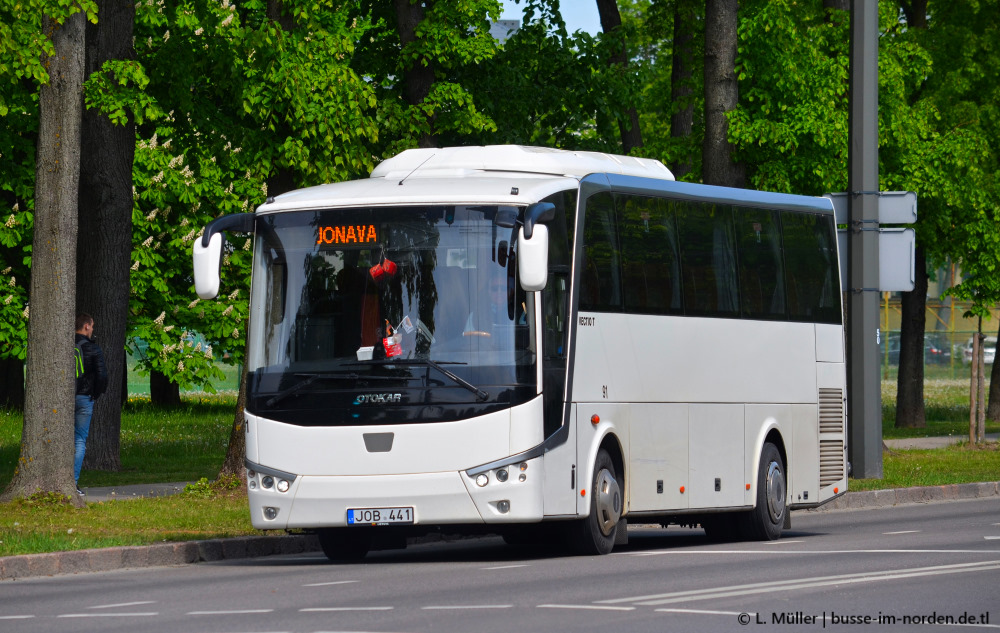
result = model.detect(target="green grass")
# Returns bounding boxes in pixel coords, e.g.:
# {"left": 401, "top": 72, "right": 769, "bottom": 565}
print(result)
{"left": 0, "top": 482, "right": 258, "bottom": 557}
{"left": 850, "top": 442, "right": 1000, "bottom": 491}
{"left": 881, "top": 379, "right": 1000, "bottom": 438}
{"left": 0, "top": 394, "right": 237, "bottom": 491}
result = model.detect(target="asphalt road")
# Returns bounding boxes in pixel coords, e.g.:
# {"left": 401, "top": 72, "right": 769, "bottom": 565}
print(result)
{"left": 1, "top": 498, "right": 998, "bottom": 633}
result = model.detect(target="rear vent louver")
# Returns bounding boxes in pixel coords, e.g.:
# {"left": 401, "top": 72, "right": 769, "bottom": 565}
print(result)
{"left": 818, "top": 388, "right": 845, "bottom": 487}
{"left": 819, "top": 388, "right": 844, "bottom": 434}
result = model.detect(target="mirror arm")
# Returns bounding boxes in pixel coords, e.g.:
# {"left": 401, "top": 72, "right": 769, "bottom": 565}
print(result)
{"left": 200, "top": 213, "right": 256, "bottom": 248}
{"left": 522, "top": 202, "right": 555, "bottom": 240}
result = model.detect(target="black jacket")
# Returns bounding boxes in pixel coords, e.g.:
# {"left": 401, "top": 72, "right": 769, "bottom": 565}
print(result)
{"left": 75, "top": 333, "right": 108, "bottom": 397}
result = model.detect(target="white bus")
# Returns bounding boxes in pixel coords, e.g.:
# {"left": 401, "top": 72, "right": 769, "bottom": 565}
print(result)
{"left": 193, "top": 145, "right": 847, "bottom": 560}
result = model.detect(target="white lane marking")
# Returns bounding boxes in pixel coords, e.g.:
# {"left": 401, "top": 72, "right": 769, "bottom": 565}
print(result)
{"left": 187, "top": 609, "right": 274, "bottom": 615}
{"left": 883, "top": 530, "right": 920, "bottom": 535}
{"left": 985, "top": 536, "right": 1000, "bottom": 540}
{"left": 629, "top": 548, "right": 1000, "bottom": 556}
{"left": 0, "top": 615, "right": 35, "bottom": 620}
{"left": 599, "top": 560, "right": 1000, "bottom": 606}
{"left": 656, "top": 608, "right": 758, "bottom": 616}
{"left": 304, "top": 580, "right": 360, "bottom": 587}
{"left": 300, "top": 607, "right": 394, "bottom": 612}
{"left": 765, "top": 540, "right": 803, "bottom": 544}
{"left": 58, "top": 613, "right": 159, "bottom": 618}
{"left": 482, "top": 564, "right": 530, "bottom": 570}
{"left": 87, "top": 601, "right": 157, "bottom": 609}
{"left": 422, "top": 605, "right": 513, "bottom": 610}
{"left": 538, "top": 604, "right": 636, "bottom": 611}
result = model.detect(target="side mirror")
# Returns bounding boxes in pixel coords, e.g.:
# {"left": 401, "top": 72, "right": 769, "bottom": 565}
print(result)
{"left": 191, "top": 212, "right": 255, "bottom": 300}
{"left": 518, "top": 224, "right": 549, "bottom": 291}
{"left": 193, "top": 232, "right": 224, "bottom": 299}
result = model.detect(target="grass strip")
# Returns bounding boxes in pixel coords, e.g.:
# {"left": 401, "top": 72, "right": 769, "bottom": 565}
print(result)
{"left": 849, "top": 442, "right": 1000, "bottom": 491}
{"left": 0, "top": 482, "right": 261, "bottom": 558}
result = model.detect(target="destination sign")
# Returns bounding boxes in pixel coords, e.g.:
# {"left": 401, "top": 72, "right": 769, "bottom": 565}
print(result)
{"left": 317, "top": 224, "right": 378, "bottom": 245}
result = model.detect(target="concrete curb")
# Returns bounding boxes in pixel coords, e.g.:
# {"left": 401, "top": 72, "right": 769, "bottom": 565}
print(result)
{"left": 3, "top": 482, "right": 998, "bottom": 581}
{"left": 0, "top": 534, "right": 320, "bottom": 581}
{"left": 807, "top": 481, "right": 1000, "bottom": 512}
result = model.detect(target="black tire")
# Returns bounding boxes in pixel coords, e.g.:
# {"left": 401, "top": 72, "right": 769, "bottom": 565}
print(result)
{"left": 738, "top": 442, "right": 786, "bottom": 541}
{"left": 571, "top": 449, "right": 622, "bottom": 555}
{"left": 317, "top": 527, "right": 372, "bottom": 562}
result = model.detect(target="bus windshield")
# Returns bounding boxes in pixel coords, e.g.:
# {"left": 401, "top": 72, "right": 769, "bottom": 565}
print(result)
{"left": 245, "top": 205, "right": 537, "bottom": 426}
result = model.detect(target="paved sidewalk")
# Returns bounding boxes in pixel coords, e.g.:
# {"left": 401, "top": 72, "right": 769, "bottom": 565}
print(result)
{"left": 883, "top": 432, "right": 998, "bottom": 450}
{"left": 78, "top": 481, "right": 193, "bottom": 503}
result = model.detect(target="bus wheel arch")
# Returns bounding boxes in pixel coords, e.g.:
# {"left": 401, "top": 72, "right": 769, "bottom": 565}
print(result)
{"left": 572, "top": 435, "right": 625, "bottom": 555}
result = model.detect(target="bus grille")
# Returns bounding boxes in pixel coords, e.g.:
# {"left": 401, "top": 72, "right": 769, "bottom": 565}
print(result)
{"left": 818, "top": 388, "right": 845, "bottom": 487}
{"left": 820, "top": 440, "right": 845, "bottom": 487}
{"left": 818, "top": 388, "right": 844, "bottom": 434}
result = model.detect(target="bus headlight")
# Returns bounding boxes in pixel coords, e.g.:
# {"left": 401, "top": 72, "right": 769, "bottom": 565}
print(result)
{"left": 261, "top": 475, "right": 274, "bottom": 489}
{"left": 476, "top": 473, "right": 489, "bottom": 487}
{"left": 276, "top": 479, "right": 290, "bottom": 493}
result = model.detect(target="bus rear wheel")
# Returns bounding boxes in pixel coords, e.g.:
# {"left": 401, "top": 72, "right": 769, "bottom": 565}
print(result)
{"left": 318, "top": 527, "right": 372, "bottom": 562}
{"left": 739, "top": 442, "right": 786, "bottom": 541}
{"left": 571, "top": 449, "right": 621, "bottom": 555}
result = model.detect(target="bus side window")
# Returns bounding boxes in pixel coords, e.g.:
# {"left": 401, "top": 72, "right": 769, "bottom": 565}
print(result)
{"left": 579, "top": 191, "right": 622, "bottom": 312}
{"left": 617, "top": 194, "right": 682, "bottom": 315}
{"left": 675, "top": 201, "right": 739, "bottom": 318}
{"left": 781, "top": 212, "right": 841, "bottom": 324}
{"left": 736, "top": 207, "right": 786, "bottom": 320}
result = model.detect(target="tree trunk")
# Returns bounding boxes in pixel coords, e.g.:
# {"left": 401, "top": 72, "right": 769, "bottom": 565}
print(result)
{"left": 895, "top": 247, "right": 927, "bottom": 428}
{"left": 670, "top": 0, "right": 697, "bottom": 178}
{"left": 0, "top": 358, "right": 25, "bottom": 409}
{"left": 702, "top": 0, "right": 745, "bottom": 188}
{"left": 219, "top": 364, "right": 248, "bottom": 482}
{"left": 150, "top": 369, "right": 181, "bottom": 406}
{"left": 596, "top": 0, "right": 643, "bottom": 154}
{"left": 77, "top": 0, "right": 136, "bottom": 472}
{"left": 2, "top": 13, "right": 85, "bottom": 503}
{"left": 395, "top": 0, "right": 436, "bottom": 148}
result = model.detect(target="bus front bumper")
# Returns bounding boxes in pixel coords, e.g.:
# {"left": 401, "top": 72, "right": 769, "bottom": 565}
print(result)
{"left": 246, "top": 459, "right": 544, "bottom": 530}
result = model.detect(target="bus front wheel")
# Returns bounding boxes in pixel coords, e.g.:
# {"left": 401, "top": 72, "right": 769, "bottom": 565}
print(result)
{"left": 739, "top": 442, "right": 786, "bottom": 541}
{"left": 571, "top": 449, "right": 621, "bottom": 555}
{"left": 318, "top": 527, "right": 372, "bottom": 562}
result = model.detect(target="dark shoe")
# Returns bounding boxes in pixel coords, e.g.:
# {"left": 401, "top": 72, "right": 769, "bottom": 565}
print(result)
{"left": 77, "top": 488, "right": 85, "bottom": 496}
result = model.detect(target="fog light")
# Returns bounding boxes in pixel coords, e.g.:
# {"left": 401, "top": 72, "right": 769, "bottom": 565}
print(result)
{"left": 476, "top": 473, "right": 489, "bottom": 487}
{"left": 263, "top": 506, "right": 279, "bottom": 520}
{"left": 519, "top": 462, "right": 528, "bottom": 471}
{"left": 261, "top": 475, "right": 274, "bottom": 489}
{"left": 519, "top": 474, "right": 526, "bottom": 482}
{"left": 497, "top": 500, "right": 510, "bottom": 514}
{"left": 248, "top": 480, "right": 257, "bottom": 490}
{"left": 496, "top": 469, "right": 509, "bottom": 482}
{"left": 276, "top": 479, "right": 290, "bottom": 493}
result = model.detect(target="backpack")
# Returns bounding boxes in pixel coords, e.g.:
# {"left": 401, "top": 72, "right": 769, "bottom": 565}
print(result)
{"left": 74, "top": 340, "right": 86, "bottom": 391}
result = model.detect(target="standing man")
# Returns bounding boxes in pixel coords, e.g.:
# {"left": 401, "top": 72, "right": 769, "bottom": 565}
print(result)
{"left": 74, "top": 313, "right": 107, "bottom": 495}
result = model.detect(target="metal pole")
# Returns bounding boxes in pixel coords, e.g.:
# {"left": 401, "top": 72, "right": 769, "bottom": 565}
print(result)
{"left": 847, "top": 0, "right": 882, "bottom": 478}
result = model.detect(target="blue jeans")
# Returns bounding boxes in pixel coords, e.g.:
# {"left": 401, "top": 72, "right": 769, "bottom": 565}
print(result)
{"left": 74, "top": 394, "right": 94, "bottom": 484}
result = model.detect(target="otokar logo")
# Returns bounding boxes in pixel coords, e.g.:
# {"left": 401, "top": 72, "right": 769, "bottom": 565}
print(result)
{"left": 354, "top": 393, "right": 402, "bottom": 405}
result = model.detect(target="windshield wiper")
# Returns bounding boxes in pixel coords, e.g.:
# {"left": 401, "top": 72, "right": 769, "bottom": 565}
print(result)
{"left": 265, "top": 372, "right": 398, "bottom": 407}
{"left": 357, "top": 359, "right": 489, "bottom": 402}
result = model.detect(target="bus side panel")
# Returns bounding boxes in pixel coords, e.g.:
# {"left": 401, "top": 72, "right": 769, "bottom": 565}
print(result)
{"left": 542, "top": 403, "right": 578, "bottom": 517}
{"left": 688, "top": 404, "right": 745, "bottom": 508}
{"left": 629, "top": 403, "right": 689, "bottom": 512}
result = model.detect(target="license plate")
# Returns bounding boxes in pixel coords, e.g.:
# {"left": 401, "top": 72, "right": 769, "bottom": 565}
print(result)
{"left": 347, "top": 507, "right": 414, "bottom": 526}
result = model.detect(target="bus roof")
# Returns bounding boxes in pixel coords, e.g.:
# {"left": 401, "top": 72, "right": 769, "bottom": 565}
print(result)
{"left": 256, "top": 146, "right": 674, "bottom": 214}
